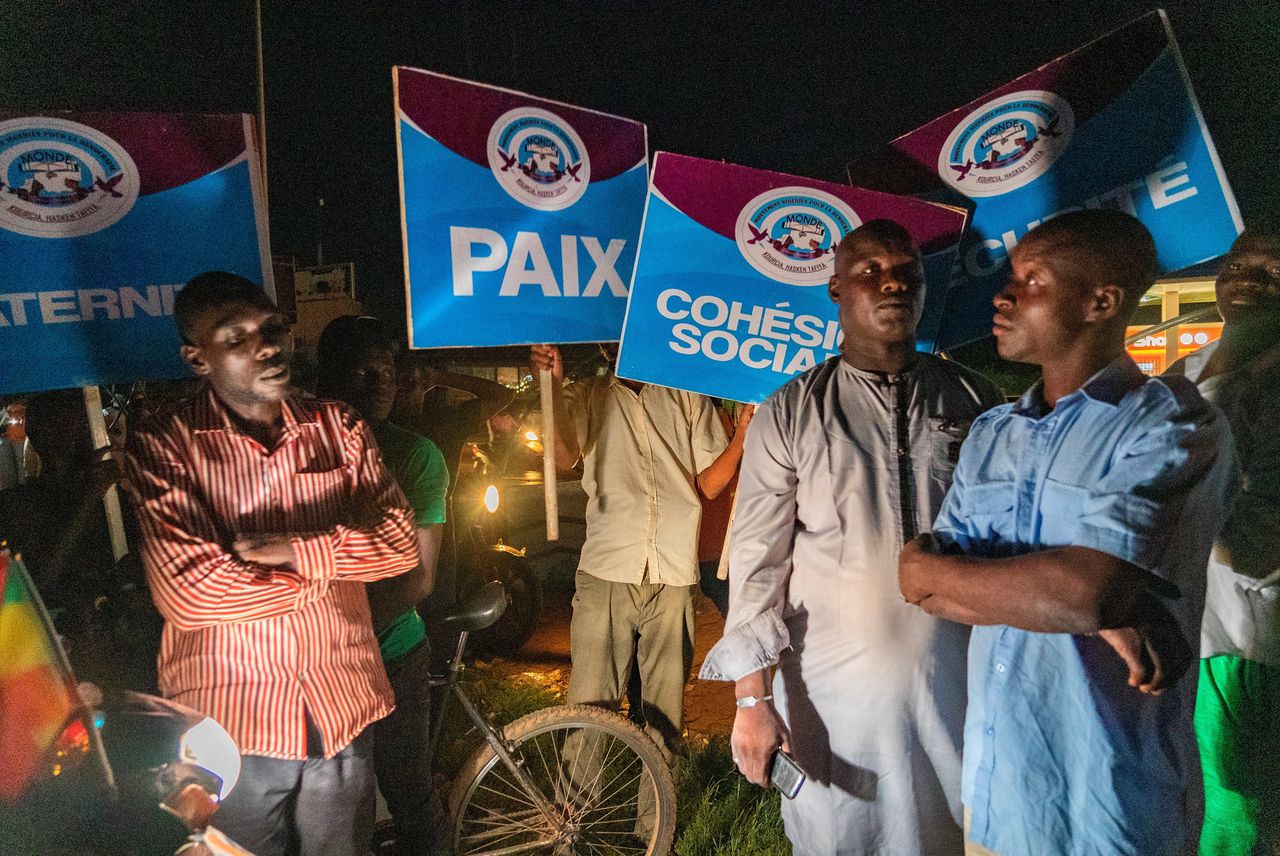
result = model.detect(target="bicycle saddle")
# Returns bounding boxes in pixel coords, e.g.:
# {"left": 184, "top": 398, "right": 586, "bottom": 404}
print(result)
{"left": 440, "top": 581, "right": 508, "bottom": 634}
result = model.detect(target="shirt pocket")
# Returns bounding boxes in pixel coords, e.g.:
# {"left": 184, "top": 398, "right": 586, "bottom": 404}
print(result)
{"left": 955, "top": 481, "right": 1014, "bottom": 548}
{"left": 290, "top": 467, "right": 347, "bottom": 528}
{"left": 928, "top": 417, "right": 972, "bottom": 483}
{"left": 1038, "top": 477, "right": 1087, "bottom": 547}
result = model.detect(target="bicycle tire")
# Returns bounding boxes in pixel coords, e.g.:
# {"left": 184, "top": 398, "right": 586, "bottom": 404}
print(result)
{"left": 449, "top": 703, "right": 677, "bottom": 856}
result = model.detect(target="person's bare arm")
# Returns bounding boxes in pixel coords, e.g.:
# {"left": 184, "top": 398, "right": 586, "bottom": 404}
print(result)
{"left": 529, "top": 344, "right": 580, "bottom": 469}
{"left": 730, "top": 667, "right": 791, "bottom": 786}
{"left": 900, "top": 536, "right": 1159, "bottom": 633}
{"left": 899, "top": 535, "right": 1192, "bottom": 692}
{"left": 697, "top": 405, "right": 754, "bottom": 500}
{"left": 367, "top": 523, "right": 443, "bottom": 633}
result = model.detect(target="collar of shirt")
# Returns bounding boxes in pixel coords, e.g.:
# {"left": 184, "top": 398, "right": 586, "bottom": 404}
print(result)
{"left": 1179, "top": 339, "right": 1220, "bottom": 383}
{"left": 1011, "top": 354, "right": 1147, "bottom": 418}
{"left": 836, "top": 356, "right": 919, "bottom": 385}
{"left": 606, "top": 373, "right": 646, "bottom": 395}
{"left": 189, "top": 385, "right": 313, "bottom": 444}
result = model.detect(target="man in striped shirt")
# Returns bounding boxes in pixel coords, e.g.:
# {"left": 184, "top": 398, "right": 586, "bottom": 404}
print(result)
{"left": 123, "top": 272, "right": 419, "bottom": 856}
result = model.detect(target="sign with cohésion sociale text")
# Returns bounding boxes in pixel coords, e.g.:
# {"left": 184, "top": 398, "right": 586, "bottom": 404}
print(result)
{"left": 394, "top": 68, "right": 648, "bottom": 348}
{"left": 847, "top": 10, "right": 1242, "bottom": 351}
{"left": 617, "top": 153, "right": 967, "bottom": 404}
{"left": 0, "top": 111, "right": 272, "bottom": 395}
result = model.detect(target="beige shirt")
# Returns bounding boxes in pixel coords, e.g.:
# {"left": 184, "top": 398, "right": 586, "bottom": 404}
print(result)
{"left": 566, "top": 375, "right": 728, "bottom": 585}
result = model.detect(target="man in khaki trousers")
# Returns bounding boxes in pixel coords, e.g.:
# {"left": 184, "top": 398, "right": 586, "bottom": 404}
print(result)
{"left": 530, "top": 344, "right": 751, "bottom": 757}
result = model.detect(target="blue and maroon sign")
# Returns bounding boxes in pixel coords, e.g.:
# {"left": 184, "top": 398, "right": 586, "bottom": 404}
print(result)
{"left": 617, "top": 153, "right": 967, "bottom": 404}
{"left": 394, "top": 68, "right": 648, "bottom": 348}
{"left": 847, "top": 11, "right": 1242, "bottom": 351}
{"left": 0, "top": 111, "right": 271, "bottom": 395}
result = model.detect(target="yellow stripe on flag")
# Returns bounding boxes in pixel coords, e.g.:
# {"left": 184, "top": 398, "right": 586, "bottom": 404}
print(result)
{"left": 0, "top": 552, "right": 81, "bottom": 802}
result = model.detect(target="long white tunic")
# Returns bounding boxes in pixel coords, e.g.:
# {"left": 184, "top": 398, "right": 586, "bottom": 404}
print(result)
{"left": 1173, "top": 340, "right": 1280, "bottom": 666}
{"left": 701, "top": 355, "right": 1003, "bottom": 856}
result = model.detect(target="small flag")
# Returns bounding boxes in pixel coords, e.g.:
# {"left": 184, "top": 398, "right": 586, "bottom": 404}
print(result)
{"left": 0, "top": 551, "right": 84, "bottom": 802}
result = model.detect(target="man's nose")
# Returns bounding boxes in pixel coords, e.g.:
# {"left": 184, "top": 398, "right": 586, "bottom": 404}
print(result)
{"left": 255, "top": 330, "right": 287, "bottom": 359}
{"left": 993, "top": 286, "right": 1014, "bottom": 310}
{"left": 881, "top": 272, "right": 916, "bottom": 293}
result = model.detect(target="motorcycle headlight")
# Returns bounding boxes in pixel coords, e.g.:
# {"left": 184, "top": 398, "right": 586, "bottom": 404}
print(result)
{"left": 484, "top": 484, "right": 500, "bottom": 514}
{"left": 178, "top": 717, "right": 240, "bottom": 801}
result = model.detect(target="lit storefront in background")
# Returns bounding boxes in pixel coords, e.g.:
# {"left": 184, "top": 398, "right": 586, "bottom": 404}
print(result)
{"left": 1125, "top": 276, "right": 1221, "bottom": 375}
{"left": 1125, "top": 323, "right": 1221, "bottom": 375}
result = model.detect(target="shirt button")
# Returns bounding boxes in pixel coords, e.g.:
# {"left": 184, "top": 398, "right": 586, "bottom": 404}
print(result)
{"left": 986, "top": 727, "right": 994, "bottom": 736}
{"left": 996, "top": 663, "right": 1006, "bottom": 673}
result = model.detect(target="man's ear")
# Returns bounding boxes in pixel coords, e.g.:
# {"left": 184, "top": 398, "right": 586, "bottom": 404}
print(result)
{"left": 828, "top": 275, "right": 840, "bottom": 304}
{"left": 1087, "top": 284, "right": 1125, "bottom": 323}
{"left": 180, "top": 344, "right": 210, "bottom": 377}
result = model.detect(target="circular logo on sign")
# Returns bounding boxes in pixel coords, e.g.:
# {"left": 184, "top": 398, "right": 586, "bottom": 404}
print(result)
{"left": 487, "top": 107, "right": 590, "bottom": 211}
{"left": 0, "top": 117, "right": 139, "bottom": 238}
{"left": 938, "top": 90, "right": 1074, "bottom": 197}
{"left": 735, "top": 187, "right": 861, "bottom": 286}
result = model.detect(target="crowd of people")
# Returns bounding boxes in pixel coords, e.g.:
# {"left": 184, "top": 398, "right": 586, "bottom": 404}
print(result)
{"left": 702, "top": 212, "right": 1279, "bottom": 856}
{"left": 2, "top": 208, "right": 1277, "bottom": 856}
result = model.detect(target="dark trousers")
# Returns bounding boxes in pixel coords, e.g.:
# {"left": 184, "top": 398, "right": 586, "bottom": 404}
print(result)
{"left": 214, "top": 726, "right": 375, "bottom": 856}
{"left": 372, "top": 640, "right": 439, "bottom": 854}
{"left": 698, "top": 559, "right": 730, "bottom": 618}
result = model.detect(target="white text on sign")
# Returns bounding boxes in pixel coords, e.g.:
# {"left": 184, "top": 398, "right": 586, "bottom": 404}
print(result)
{"left": 0, "top": 284, "right": 181, "bottom": 328}
{"left": 449, "top": 227, "right": 629, "bottom": 298}
{"left": 657, "top": 288, "right": 841, "bottom": 376}
{"left": 958, "top": 156, "right": 1202, "bottom": 282}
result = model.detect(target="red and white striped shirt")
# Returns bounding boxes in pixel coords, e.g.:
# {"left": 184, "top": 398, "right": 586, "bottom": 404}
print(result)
{"left": 123, "top": 387, "right": 418, "bottom": 760}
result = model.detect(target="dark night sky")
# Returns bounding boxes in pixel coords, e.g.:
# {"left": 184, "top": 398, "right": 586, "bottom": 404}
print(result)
{"left": 2, "top": 1, "right": 1276, "bottom": 334}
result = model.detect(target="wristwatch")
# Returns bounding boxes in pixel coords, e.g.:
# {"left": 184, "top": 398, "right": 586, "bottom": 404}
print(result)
{"left": 735, "top": 694, "right": 774, "bottom": 708}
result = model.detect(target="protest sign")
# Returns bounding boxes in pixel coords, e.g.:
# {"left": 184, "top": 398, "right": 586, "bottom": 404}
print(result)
{"left": 617, "top": 153, "right": 967, "bottom": 404}
{"left": 0, "top": 112, "right": 271, "bottom": 395}
{"left": 394, "top": 68, "right": 648, "bottom": 348}
{"left": 847, "top": 10, "right": 1242, "bottom": 350}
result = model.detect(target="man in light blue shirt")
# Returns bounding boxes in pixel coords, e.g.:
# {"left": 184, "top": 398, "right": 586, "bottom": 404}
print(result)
{"left": 899, "top": 210, "right": 1238, "bottom": 856}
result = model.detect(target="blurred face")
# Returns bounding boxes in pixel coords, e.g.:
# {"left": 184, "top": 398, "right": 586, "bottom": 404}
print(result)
{"left": 1215, "top": 235, "right": 1280, "bottom": 323}
{"left": 393, "top": 359, "right": 428, "bottom": 417}
{"left": 828, "top": 236, "right": 925, "bottom": 349}
{"left": 334, "top": 347, "right": 398, "bottom": 422}
{"left": 992, "top": 238, "right": 1094, "bottom": 365}
{"left": 182, "top": 300, "right": 293, "bottom": 408}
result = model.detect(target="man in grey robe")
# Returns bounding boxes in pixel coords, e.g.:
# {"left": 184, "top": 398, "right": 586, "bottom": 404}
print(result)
{"left": 701, "top": 220, "right": 1003, "bottom": 855}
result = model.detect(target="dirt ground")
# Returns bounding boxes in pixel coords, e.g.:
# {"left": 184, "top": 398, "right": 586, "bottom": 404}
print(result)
{"left": 481, "top": 577, "right": 738, "bottom": 741}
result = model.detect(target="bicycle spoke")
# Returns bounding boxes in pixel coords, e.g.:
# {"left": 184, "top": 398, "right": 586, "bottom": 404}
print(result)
{"left": 454, "top": 711, "right": 674, "bottom": 856}
{"left": 462, "top": 806, "right": 545, "bottom": 830}
{"left": 568, "top": 731, "right": 629, "bottom": 807}
{"left": 459, "top": 809, "right": 553, "bottom": 856}
{"left": 458, "top": 838, "right": 562, "bottom": 856}
{"left": 579, "top": 765, "right": 646, "bottom": 821}
{"left": 577, "top": 835, "right": 648, "bottom": 855}
{"left": 562, "top": 725, "right": 604, "bottom": 798}
{"left": 474, "top": 776, "right": 540, "bottom": 812}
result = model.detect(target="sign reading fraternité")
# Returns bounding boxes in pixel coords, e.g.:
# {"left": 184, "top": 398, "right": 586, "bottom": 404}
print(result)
{"left": 0, "top": 111, "right": 271, "bottom": 395}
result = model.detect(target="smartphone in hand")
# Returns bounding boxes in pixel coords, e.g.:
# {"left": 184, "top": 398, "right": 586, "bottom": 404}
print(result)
{"left": 768, "top": 749, "right": 805, "bottom": 799}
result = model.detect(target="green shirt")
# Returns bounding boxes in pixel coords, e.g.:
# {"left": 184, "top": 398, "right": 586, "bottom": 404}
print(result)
{"left": 372, "top": 420, "right": 449, "bottom": 662}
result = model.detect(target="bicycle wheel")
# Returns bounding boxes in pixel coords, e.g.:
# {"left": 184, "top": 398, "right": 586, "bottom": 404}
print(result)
{"left": 449, "top": 704, "right": 677, "bottom": 856}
